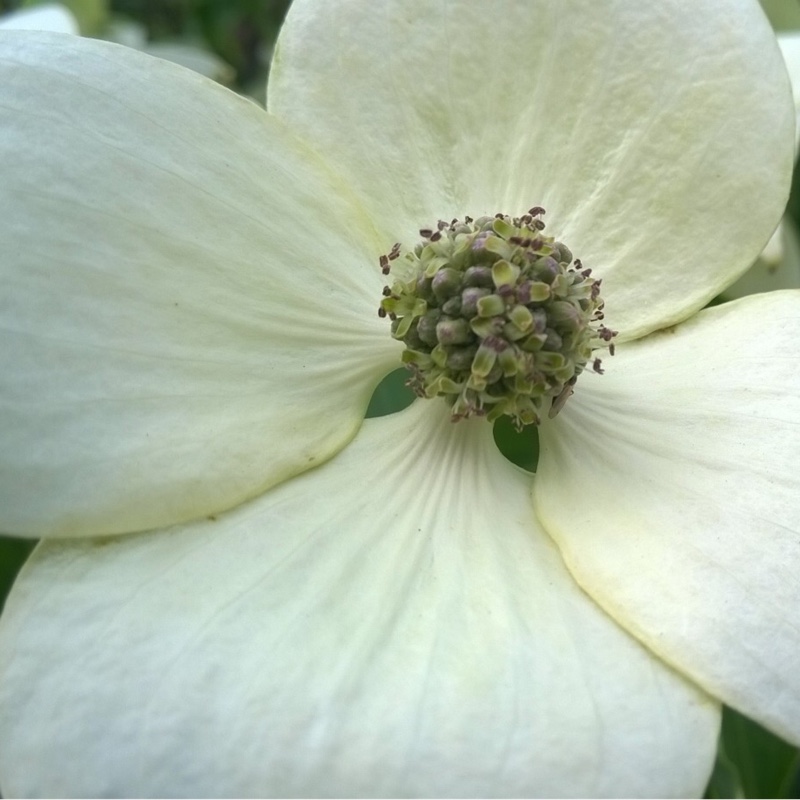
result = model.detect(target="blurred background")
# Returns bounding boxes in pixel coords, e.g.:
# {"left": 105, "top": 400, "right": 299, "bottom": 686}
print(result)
{"left": 1, "top": 0, "right": 799, "bottom": 796}
{"left": 0, "top": 0, "right": 292, "bottom": 98}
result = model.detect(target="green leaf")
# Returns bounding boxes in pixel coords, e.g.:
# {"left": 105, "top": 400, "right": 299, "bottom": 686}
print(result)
{"left": 0, "top": 535, "right": 35, "bottom": 612}
{"left": 365, "top": 368, "right": 414, "bottom": 418}
{"left": 709, "top": 707, "right": 800, "bottom": 799}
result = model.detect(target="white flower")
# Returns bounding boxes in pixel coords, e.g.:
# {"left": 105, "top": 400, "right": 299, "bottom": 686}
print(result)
{"left": 0, "top": 2, "right": 233, "bottom": 82}
{"left": 0, "top": 3, "right": 77, "bottom": 33}
{"left": 727, "top": 32, "right": 800, "bottom": 297}
{"left": 0, "top": 1, "right": 797, "bottom": 797}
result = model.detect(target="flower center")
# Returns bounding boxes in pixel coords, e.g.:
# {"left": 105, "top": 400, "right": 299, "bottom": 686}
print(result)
{"left": 379, "top": 208, "right": 616, "bottom": 429}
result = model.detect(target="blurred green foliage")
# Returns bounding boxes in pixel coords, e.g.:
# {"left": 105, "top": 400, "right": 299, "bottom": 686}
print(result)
{"left": 0, "top": 538, "right": 34, "bottom": 614}
{"left": 762, "top": 0, "right": 800, "bottom": 30}
{"left": 2, "top": 0, "right": 292, "bottom": 90}
{"left": 24, "top": 0, "right": 108, "bottom": 34}
{"left": 708, "top": 708, "right": 800, "bottom": 798}
{"left": 0, "top": 0, "right": 799, "bottom": 796}
{"left": 106, "top": 0, "right": 291, "bottom": 87}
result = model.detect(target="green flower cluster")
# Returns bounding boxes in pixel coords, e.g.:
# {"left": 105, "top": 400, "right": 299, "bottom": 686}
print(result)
{"left": 380, "top": 209, "right": 615, "bottom": 428}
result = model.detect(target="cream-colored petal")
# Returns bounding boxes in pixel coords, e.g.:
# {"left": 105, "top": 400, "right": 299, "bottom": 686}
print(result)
{"left": 269, "top": 0, "right": 793, "bottom": 342}
{"left": 0, "top": 401, "right": 718, "bottom": 798}
{"left": 725, "top": 217, "right": 800, "bottom": 297}
{"left": 779, "top": 31, "right": 800, "bottom": 137}
{"left": 534, "top": 291, "right": 800, "bottom": 746}
{"left": 761, "top": 219, "right": 788, "bottom": 266}
{"left": 0, "top": 4, "right": 78, "bottom": 33}
{"left": 778, "top": 31, "right": 800, "bottom": 150}
{"left": 730, "top": 29, "right": 800, "bottom": 298}
{"left": 0, "top": 33, "right": 398, "bottom": 538}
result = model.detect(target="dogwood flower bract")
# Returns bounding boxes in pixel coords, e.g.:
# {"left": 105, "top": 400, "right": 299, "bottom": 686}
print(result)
{"left": 0, "top": 0, "right": 798, "bottom": 796}
{"left": 727, "top": 31, "right": 800, "bottom": 297}
{"left": 0, "top": 2, "right": 77, "bottom": 33}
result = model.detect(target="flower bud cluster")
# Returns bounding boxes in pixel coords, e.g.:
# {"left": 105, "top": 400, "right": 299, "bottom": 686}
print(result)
{"left": 379, "top": 209, "right": 615, "bottom": 428}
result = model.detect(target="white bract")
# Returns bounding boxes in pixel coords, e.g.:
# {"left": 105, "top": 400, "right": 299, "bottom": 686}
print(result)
{"left": 727, "top": 32, "right": 800, "bottom": 297}
{"left": 0, "top": 1, "right": 798, "bottom": 797}
{"left": 1, "top": 1, "right": 233, "bottom": 81}
{"left": 0, "top": 3, "right": 77, "bottom": 33}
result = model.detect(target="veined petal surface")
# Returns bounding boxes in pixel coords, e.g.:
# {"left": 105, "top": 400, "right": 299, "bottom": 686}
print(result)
{"left": 0, "top": 4, "right": 78, "bottom": 33}
{"left": 269, "top": 0, "right": 793, "bottom": 341}
{"left": 0, "top": 33, "right": 398, "bottom": 537}
{"left": 0, "top": 401, "right": 718, "bottom": 798}
{"left": 534, "top": 291, "right": 800, "bottom": 746}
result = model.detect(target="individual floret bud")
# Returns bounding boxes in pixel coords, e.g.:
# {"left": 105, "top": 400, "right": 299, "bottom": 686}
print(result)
{"left": 446, "top": 345, "right": 478, "bottom": 371}
{"left": 533, "top": 256, "right": 560, "bottom": 284}
{"left": 543, "top": 328, "right": 563, "bottom": 351}
{"left": 441, "top": 295, "right": 462, "bottom": 316}
{"left": 461, "top": 287, "right": 491, "bottom": 318}
{"left": 416, "top": 310, "right": 441, "bottom": 346}
{"left": 463, "top": 266, "right": 494, "bottom": 288}
{"left": 431, "top": 267, "right": 462, "bottom": 301}
{"left": 551, "top": 242, "right": 573, "bottom": 264}
{"left": 436, "top": 318, "right": 471, "bottom": 345}
{"left": 549, "top": 301, "right": 583, "bottom": 331}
